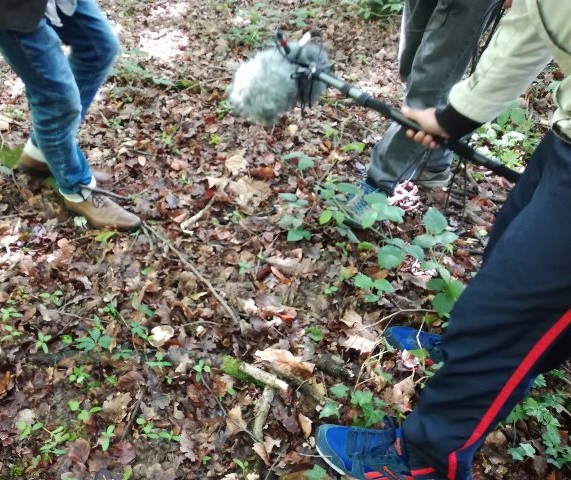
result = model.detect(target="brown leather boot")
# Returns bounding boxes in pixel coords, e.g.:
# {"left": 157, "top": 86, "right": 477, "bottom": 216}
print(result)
{"left": 19, "top": 152, "right": 113, "bottom": 184}
{"left": 64, "top": 193, "right": 141, "bottom": 231}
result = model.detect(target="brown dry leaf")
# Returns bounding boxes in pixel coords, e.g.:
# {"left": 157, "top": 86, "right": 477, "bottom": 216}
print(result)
{"left": 226, "top": 405, "right": 248, "bottom": 435}
{"left": 252, "top": 441, "right": 270, "bottom": 466}
{"left": 179, "top": 431, "right": 197, "bottom": 461}
{"left": 255, "top": 348, "right": 314, "bottom": 378}
{"left": 225, "top": 149, "right": 247, "bottom": 175}
{"left": 109, "top": 442, "right": 137, "bottom": 466}
{"left": 67, "top": 438, "right": 91, "bottom": 464}
{"left": 339, "top": 334, "right": 377, "bottom": 354}
{"left": 117, "top": 371, "right": 146, "bottom": 391}
{"left": 340, "top": 310, "right": 362, "bottom": 328}
{"left": 391, "top": 376, "right": 416, "bottom": 413}
{"left": 297, "top": 412, "right": 312, "bottom": 438}
{"left": 228, "top": 177, "right": 272, "bottom": 212}
{"left": 0, "top": 371, "right": 12, "bottom": 398}
{"left": 251, "top": 166, "right": 275, "bottom": 180}
{"left": 101, "top": 392, "right": 132, "bottom": 423}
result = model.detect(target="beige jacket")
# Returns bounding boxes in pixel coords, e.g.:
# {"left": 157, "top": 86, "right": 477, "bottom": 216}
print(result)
{"left": 448, "top": 0, "right": 571, "bottom": 142}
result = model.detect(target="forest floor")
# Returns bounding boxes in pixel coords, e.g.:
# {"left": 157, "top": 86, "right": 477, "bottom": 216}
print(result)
{"left": 0, "top": 1, "right": 569, "bottom": 479}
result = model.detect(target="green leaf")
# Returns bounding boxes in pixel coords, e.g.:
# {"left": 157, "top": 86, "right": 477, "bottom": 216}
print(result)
{"left": 319, "top": 209, "right": 333, "bottom": 225}
{"left": 405, "top": 244, "right": 425, "bottom": 261}
{"left": 432, "top": 292, "right": 455, "bottom": 317}
{"left": 412, "top": 234, "right": 436, "bottom": 249}
{"left": 351, "top": 390, "right": 373, "bottom": 407}
{"left": 510, "top": 107, "right": 526, "bottom": 126}
{"left": 319, "top": 401, "right": 341, "bottom": 419}
{"left": 279, "top": 193, "right": 299, "bottom": 202}
{"left": 305, "top": 464, "right": 328, "bottom": 480}
{"left": 94, "top": 230, "right": 117, "bottom": 242}
{"left": 372, "top": 278, "right": 394, "bottom": 294}
{"left": 360, "top": 208, "right": 378, "bottom": 229}
{"left": 426, "top": 278, "right": 446, "bottom": 291}
{"left": 433, "top": 231, "right": 458, "bottom": 246}
{"left": 353, "top": 273, "right": 373, "bottom": 290}
{"left": 137, "top": 303, "right": 156, "bottom": 317}
{"left": 330, "top": 384, "right": 350, "bottom": 399}
{"left": 377, "top": 245, "right": 406, "bottom": 269}
{"left": 424, "top": 207, "right": 448, "bottom": 235}
{"left": 68, "top": 400, "right": 80, "bottom": 411}
{"left": 287, "top": 228, "right": 311, "bottom": 242}
{"left": 297, "top": 156, "right": 315, "bottom": 171}
{"left": 0, "top": 145, "right": 22, "bottom": 168}
{"left": 335, "top": 182, "right": 360, "bottom": 194}
{"left": 341, "top": 142, "right": 365, "bottom": 153}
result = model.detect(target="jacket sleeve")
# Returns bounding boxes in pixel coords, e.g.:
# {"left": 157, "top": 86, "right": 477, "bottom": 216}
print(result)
{"left": 446, "top": 0, "right": 552, "bottom": 127}
{"left": 0, "top": 0, "right": 48, "bottom": 32}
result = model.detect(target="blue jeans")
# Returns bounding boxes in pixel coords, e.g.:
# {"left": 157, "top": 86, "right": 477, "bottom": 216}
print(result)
{"left": 0, "top": 0, "right": 119, "bottom": 195}
{"left": 367, "top": 0, "right": 503, "bottom": 193}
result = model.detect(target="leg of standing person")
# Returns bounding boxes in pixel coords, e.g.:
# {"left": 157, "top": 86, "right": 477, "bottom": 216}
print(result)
{"left": 0, "top": 8, "right": 140, "bottom": 229}
{"left": 367, "top": 0, "right": 503, "bottom": 195}
{"left": 317, "top": 131, "right": 571, "bottom": 479}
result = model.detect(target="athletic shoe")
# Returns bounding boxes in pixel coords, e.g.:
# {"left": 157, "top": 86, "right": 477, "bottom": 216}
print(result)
{"left": 384, "top": 326, "right": 444, "bottom": 363}
{"left": 413, "top": 167, "right": 451, "bottom": 189}
{"left": 341, "top": 180, "right": 389, "bottom": 230}
{"left": 316, "top": 422, "right": 415, "bottom": 480}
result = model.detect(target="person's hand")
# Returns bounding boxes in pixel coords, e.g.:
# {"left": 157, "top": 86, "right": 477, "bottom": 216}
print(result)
{"left": 401, "top": 106, "right": 448, "bottom": 150}
{"left": 503, "top": 0, "right": 512, "bottom": 8}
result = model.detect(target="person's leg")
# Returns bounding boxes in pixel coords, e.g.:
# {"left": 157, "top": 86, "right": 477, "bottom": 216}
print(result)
{"left": 402, "top": 132, "right": 571, "bottom": 479}
{"left": 0, "top": 20, "right": 92, "bottom": 194}
{"left": 53, "top": 0, "right": 120, "bottom": 119}
{"left": 368, "top": 0, "right": 503, "bottom": 193}
{"left": 25, "top": 0, "right": 120, "bottom": 171}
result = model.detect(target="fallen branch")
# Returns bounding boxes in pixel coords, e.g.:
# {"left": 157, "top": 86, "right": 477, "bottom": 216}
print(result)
{"left": 252, "top": 386, "right": 276, "bottom": 441}
{"left": 238, "top": 362, "right": 289, "bottom": 392}
{"left": 180, "top": 195, "right": 216, "bottom": 233}
{"left": 263, "top": 362, "right": 325, "bottom": 405}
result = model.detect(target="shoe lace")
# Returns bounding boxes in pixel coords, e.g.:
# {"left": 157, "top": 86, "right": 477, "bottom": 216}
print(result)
{"left": 418, "top": 332, "right": 442, "bottom": 350}
{"left": 346, "top": 427, "right": 398, "bottom": 462}
{"left": 346, "top": 181, "right": 378, "bottom": 214}
{"left": 90, "top": 193, "right": 109, "bottom": 208}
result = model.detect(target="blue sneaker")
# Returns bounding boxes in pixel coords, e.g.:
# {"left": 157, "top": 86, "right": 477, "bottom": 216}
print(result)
{"left": 342, "top": 180, "right": 389, "bottom": 230}
{"left": 316, "top": 422, "right": 414, "bottom": 480}
{"left": 384, "top": 326, "right": 444, "bottom": 363}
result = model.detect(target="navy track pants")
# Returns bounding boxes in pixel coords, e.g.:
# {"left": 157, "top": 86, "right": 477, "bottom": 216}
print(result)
{"left": 402, "top": 130, "right": 571, "bottom": 479}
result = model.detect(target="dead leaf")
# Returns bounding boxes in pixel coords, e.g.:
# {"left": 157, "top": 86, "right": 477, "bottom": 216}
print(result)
{"left": 339, "top": 334, "right": 377, "bottom": 354}
{"left": 253, "top": 442, "right": 270, "bottom": 466}
{"left": 297, "top": 412, "right": 312, "bottom": 438}
{"left": 226, "top": 405, "right": 247, "bottom": 435}
{"left": 228, "top": 177, "right": 271, "bottom": 212}
{"left": 67, "top": 438, "right": 91, "bottom": 464}
{"left": 225, "top": 149, "right": 247, "bottom": 175}
{"left": 101, "top": 392, "right": 132, "bottom": 423}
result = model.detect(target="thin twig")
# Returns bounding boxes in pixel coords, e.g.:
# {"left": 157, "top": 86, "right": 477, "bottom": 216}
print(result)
{"left": 143, "top": 223, "right": 241, "bottom": 324}
{"left": 121, "top": 389, "right": 144, "bottom": 441}
{"left": 357, "top": 308, "right": 433, "bottom": 331}
{"left": 87, "top": 186, "right": 130, "bottom": 201}
{"left": 180, "top": 195, "right": 216, "bottom": 233}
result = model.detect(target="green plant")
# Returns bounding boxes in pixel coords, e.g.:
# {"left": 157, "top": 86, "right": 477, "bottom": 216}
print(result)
{"left": 233, "top": 458, "right": 249, "bottom": 478}
{"left": 39, "top": 425, "right": 70, "bottom": 457}
{"left": 238, "top": 259, "right": 252, "bottom": 275}
{"left": 68, "top": 366, "right": 91, "bottom": 385}
{"left": 350, "top": 390, "right": 387, "bottom": 427}
{"left": 306, "top": 326, "right": 324, "bottom": 342}
{"left": 505, "top": 372, "right": 571, "bottom": 469}
{"left": 99, "top": 424, "right": 115, "bottom": 451}
{"left": 75, "top": 318, "right": 113, "bottom": 352}
{"left": 146, "top": 352, "right": 172, "bottom": 369}
{"left": 1, "top": 324, "right": 23, "bottom": 342}
{"left": 35, "top": 331, "right": 52, "bottom": 353}
{"left": 193, "top": 359, "right": 211, "bottom": 383}
{"left": 129, "top": 321, "right": 150, "bottom": 341}
{"left": 39, "top": 289, "right": 64, "bottom": 306}
{"left": 1, "top": 306, "right": 22, "bottom": 321}
{"left": 69, "top": 400, "right": 102, "bottom": 423}
{"left": 343, "top": 0, "right": 403, "bottom": 20}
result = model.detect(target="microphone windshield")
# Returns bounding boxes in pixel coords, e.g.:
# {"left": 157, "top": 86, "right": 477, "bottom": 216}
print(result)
{"left": 229, "top": 40, "right": 332, "bottom": 126}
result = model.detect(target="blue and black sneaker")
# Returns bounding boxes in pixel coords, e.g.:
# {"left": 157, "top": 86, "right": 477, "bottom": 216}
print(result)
{"left": 341, "top": 180, "right": 389, "bottom": 230}
{"left": 316, "top": 420, "right": 415, "bottom": 480}
{"left": 384, "top": 326, "right": 444, "bottom": 363}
